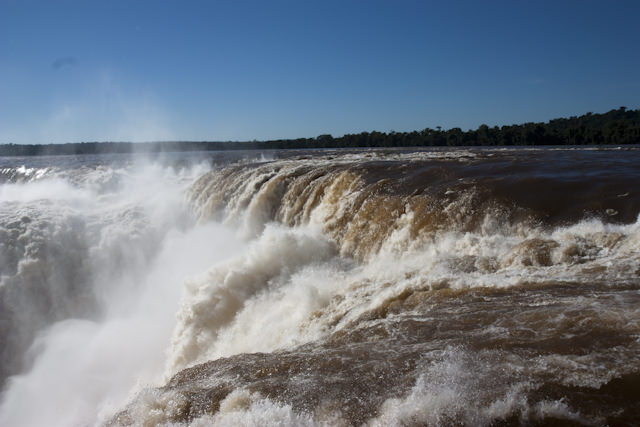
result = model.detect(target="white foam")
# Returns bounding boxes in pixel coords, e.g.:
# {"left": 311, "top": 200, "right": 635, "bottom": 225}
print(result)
{"left": 123, "top": 388, "right": 319, "bottom": 427}
{"left": 0, "top": 160, "right": 243, "bottom": 427}
{"left": 190, "top": 389, "right": 317, "bottom": 427}
{"left": 2, "top": 152, "right": 639, "bottom": 425}
{"left": 166, "top": 224, "right": 336, "bottom": 374}
{"left": 368, "top": 348, "right": 594, "bottom": 427}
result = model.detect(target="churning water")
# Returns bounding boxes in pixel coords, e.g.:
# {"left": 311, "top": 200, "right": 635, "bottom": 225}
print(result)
{"left": 0, "top": 147, "right": 639, "bottom": 426}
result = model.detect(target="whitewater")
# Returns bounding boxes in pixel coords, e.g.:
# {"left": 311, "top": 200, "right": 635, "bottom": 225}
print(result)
{"left": 0, "top": 147, "right": 639, "bottom": 426}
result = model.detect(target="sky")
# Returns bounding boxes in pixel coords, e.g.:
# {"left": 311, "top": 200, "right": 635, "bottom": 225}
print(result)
{"left": 1, "top": 0, "right": 639, "bottom": 144}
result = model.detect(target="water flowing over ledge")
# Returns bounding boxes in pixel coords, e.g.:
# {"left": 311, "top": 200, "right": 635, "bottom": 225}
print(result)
{"left": 188, "top": 148, "right": 640, "bottom": 260}
{"left": 0, "top": 147, "right": 639, "bottom": 426}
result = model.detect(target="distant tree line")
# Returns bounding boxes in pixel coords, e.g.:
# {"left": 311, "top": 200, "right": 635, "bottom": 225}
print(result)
{"left": 1, "top": 107, "right": 638, "bottom": 156}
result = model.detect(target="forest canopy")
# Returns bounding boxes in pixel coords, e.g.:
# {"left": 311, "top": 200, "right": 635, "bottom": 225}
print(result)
{"left": 1, "top": 107, "right": 638, "bottom": 156}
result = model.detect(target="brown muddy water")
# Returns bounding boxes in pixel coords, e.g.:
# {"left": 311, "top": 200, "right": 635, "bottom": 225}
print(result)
{"left": 1, "top": 147, "right": 639, "bottom": 426}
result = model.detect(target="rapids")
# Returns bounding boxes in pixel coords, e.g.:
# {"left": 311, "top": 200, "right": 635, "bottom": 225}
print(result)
{"left": 0, "top": 147, "right": 639, "bottom": 426}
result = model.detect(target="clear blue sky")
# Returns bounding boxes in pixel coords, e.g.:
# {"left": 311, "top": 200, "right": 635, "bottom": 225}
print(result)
{"left": 1, "top": 0, "right": 639, "bottom": 144}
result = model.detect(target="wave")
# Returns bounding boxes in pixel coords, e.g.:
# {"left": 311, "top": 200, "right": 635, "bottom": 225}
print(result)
{"left": 1, "top": 148, "right": 639, "bottom": 426}
{"left": 0, "top": 159, "right": 220, "bottom": 426}
{"left": 127, "top": 150, "right": 639, "bottom": 425}
{"left": 188, "top": 151, "right": 640, "bottom": 261}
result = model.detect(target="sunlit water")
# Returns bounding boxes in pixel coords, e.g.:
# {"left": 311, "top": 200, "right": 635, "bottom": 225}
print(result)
{"left": 1, "top": 147, "right": 639, "bottom": 426}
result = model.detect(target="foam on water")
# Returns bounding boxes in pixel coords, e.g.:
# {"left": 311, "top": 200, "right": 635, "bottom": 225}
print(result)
{"left": 0, "top": 158, "right": 245, "bottom": 426}
{"left": 166, "top": 225, "right": 336, "bottom": 373}
{"left": 368, "top": 347, "right": 597, "bottom": 427}
{"left": 1, "top": 148, "right": 639, "bottom": 426}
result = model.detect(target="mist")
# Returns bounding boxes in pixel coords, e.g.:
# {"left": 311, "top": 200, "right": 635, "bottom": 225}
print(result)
{"left": 0, "top": 158, "right": 244, "bottom": 426}
{"left": 2, "top": 148, "right": 639, "bottom": 425}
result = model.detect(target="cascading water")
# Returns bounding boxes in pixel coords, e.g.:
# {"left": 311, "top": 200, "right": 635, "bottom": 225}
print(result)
{"left": 1, "top": 147, "right": 639, "bottom": 426}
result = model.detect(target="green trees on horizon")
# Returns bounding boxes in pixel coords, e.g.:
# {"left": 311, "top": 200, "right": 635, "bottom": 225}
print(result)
{"left": 1, "top": 107, "right": 639, "bottom": 156}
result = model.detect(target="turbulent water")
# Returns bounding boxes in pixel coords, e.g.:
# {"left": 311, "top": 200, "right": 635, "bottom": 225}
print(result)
{"left": 0, "top": 147, "right": 639, "bottom": 426}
